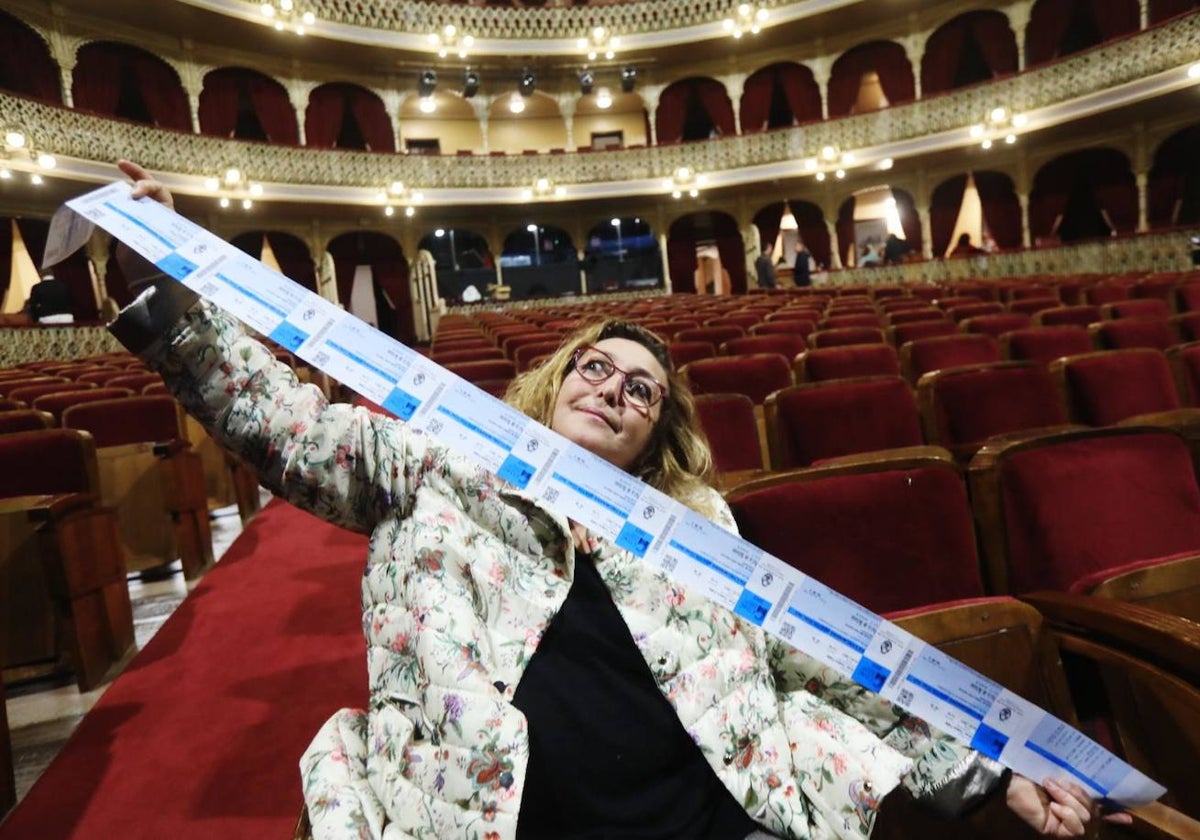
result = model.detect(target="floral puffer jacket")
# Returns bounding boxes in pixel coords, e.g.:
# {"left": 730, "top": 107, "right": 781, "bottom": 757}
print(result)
{"left": 131, "top": 300, "right": 998, "bottom": 840}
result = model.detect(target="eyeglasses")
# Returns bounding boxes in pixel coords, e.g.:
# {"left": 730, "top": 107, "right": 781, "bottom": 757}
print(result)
{"left": 571, "top": 345, "right": 668, "bottom": 409}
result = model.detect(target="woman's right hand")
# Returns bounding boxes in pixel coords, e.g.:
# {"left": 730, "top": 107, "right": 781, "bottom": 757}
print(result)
{"left": 118, "top": 160, "right": 174, "bottom": 211}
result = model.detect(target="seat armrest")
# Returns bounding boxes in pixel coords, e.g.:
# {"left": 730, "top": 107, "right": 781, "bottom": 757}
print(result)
{"left": 1021, "top": 590, "right": 1200, "bottom": 678}
{"left": 0, "top": 492, "right": 97, "bottom": 521}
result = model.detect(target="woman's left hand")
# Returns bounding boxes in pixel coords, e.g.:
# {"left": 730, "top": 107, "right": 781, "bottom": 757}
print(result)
{"left": 1006, "top": 775, "right": 1132, "bottom": 836}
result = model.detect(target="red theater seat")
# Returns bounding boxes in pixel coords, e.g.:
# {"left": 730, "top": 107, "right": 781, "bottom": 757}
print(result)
{"left": 720, "top": 334, "right": 806, "bottom": 360}
{"left": 808, "top": 327, "right": 886, "bottom": 348}
{"left": 916, "top": 362, "right": 1069, "bottom": 462}
{"left": 1007, "top": 297, "right": 1062, "bottom": 318}
{"left": 1033, "top": 305, "right": 1102, "bottom": 328}
{"left": 694, "top": 393, "right": 764, "bottom": 485}
{"left": 0, "top": 409, "right": 53, "bottom": 434}
{"left": 886, "top": 319, "right": 958, "bottom": 346}
{"left": 1001, "top": 326, "right": 1095, "bottom": 365}
{"left": 674, "top": 326, "right": 746, "bottom": 346}
{"left": 793, "top": 344, "right": 900, "bottom": 382}
{"left": 1102, "top": 299, "right": 1171, "bottom": 321}
{"left": 444, "top": 359, "right": 517, "bottom": 385}
{"left": 32, "top": 387, "right": 134, "bottom": 423}
{"left": 1169, "top": 342, "right": 1200, "bottom": 405}
{"left": 959, "top": 313, "right": 1032, "bottom": 338}
{"left": 945, "top": 302, "right": 1004, "bottom": 322}
{"left": 899, "top": 333, "right": 1001, "bottom": 384}
{"left": 681, "top": 354, "right": 792, "bottom": 405}
{"left": 764, "top": 376, "right": 922, "bottom": 469}
{"left": 885, "top": 308, "right": 946, "bottom": 325}
{"left": 1171, "top": 312, "right": 1200, "bottom": 343}
{"left": 1050, "top": 349, "right": 1184, "bottom": 425}
{"left": 667, "top": 341, "right": 716, "bottom": 368}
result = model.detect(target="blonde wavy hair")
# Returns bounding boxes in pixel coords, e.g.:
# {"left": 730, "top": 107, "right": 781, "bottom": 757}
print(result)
{"left": 505, "top": 319, "right": 717, "bottom": 513}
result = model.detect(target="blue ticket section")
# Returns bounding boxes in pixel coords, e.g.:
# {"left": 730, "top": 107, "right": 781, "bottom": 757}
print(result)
{"left": 269, "top": 321, "right": 309, "bottom": 352}
{"left": 850, "top": 657, "right": 890, "bottom": 693}
{"left": 381, "top": 388, "right": 420, "bottom": 421}
{"left": 496, "top": 454, "right": 536, "bottom": 489}
{"left": 615, "top": 521, "right": 653, "bottom": 556}
{"left": 970, "top": 723, "right": 1009, "bottom": 760}
{"left": 733, "top": 589, "right": 771, "bottom": 625}
{"left": 787, "top": 607, "right": 866, "bottom": 655}
{"left": 669, "top": 539, "right": 747, "bottom": 586}
{"left": 157, "top": 253, "right": 198, "bottom": 279}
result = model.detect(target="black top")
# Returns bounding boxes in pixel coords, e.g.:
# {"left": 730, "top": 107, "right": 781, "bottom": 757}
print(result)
{"left": 26, "top": 278, "right": 73, "bottom": 321}
{"left": 512, "top": 550, "right": 762, "bottom": 840}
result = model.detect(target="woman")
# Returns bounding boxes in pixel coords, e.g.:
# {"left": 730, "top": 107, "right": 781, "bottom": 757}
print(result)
{"left": 113, "top": 161, "right": 1121, "bottom": 840}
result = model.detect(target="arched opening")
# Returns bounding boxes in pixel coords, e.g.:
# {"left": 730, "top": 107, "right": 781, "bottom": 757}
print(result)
{"left": 199, "top": 67, "right": 299, "bottom": 144}
{"left": 486, "top": 92, "right": 565, "bottom": 154}
{"left": 929, "top": 171, "right": 1022, "bottom": 255}
{"left": 740, "top": 63, "right": 822, "bottom": 133}
{"left": 230, "top": 231, "right": 317, "bottom": 292}
{"left": 0, "top": 218, "right": 97, "bottom": 321}
{"left": 1025, "top": 0, "right": 1139, "bottom": 67}
{"left": 326, "top": 232, "right": 414, "bottom": 344}
{"left": 828, "top": 42, "right": 914, "bottom": 118}
{"left": 656, "top": 78, "right": 735, "bottom": 144}
{"left": 751, "top": 200, "right": 831, "bottom": 274}
{"left": 305, "top": 83, "right": 394, "bottom": 151}
{"left": 499, "top": 224, "right": 579, "bottom": 299}
{"left": 1148, "top": 123, "right": 1200, "bottom": 228}
{"left": 0, "top": 10, "right": 61, "bottom": 102}
{"left": 1030, "top": 148, "right": 1136, "bottom": 243}
{"left": 416, "top": 227, "right": 493, "bottom": 303}
{"left": 73, "top": 41, "right": 190, "bottom": 130}
{"left": 582, "top": 217, "right": 662, "bottom": 293}
{"left": 921, "top": 11, "right": 1018, "bottom": 96}
{"left": 666, "top": 211, "right": 745, "bottom": 294}
{"left": 1150, "top": 0, "right": 1200, "bottom": 24}
{"left": 399, "top": 92, "right": 483, "bottom": 155}
{"left": 836, "top": 188, "right": 920, "bottom": 267}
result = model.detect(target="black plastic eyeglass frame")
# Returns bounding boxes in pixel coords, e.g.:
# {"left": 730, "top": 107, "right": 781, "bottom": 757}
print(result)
{"left": 571, "top": 345, "right": 668, "bottom": 408}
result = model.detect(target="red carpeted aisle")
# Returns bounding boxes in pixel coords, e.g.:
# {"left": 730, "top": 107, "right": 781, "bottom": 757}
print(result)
{"left": 0, "top": 499, "right": 369, "bottom": 839}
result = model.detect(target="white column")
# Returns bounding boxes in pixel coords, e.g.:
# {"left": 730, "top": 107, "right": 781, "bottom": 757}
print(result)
{"left": 46, "top": 32, "right": 81, "bottom": 107}
{"left": 641, "top": 85, "right": 662, "bottom": 146}
{"left": 902, "top": 33, "right": 929, "bottom": 100}
{"left": 809, "top": 58, "right": 832, "bottom": 120}
{"left": 472, "top": 99, "right": 491, "bottom": 153}
{"left": 658, "top": 233, "right": 672, "bottom": 293}
{"left": 721, "top": 74, "right": 746, "bottom": 135}
{"left": 288, "top": 82, "right": 314, "bottom": 145}
{"left": 1008, "top": 1, "right": 1033, "bottom": 71}
{"left": 1139, "top": 0, "right": 1149, "bottom": 29}
{"left": 1018, "top": 193, "right": 1032, "bottom": 248}
{"left": 1136, "top": 173, "right": 1149, "bottom": 233}
{"left": 558, "top": 96, "right": 576, "bottom": 150}
{"left": 825, "top": 219, "right": 843, "bottom": 269}
{"left": 379, "top": 90, "right": 403, "bottom": 151}
{"left": 917, "top": 206, "right": 933, "bottom": 259}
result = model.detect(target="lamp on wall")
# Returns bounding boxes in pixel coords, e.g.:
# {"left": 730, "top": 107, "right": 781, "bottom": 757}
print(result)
{"left": 417, "top": 69, "right": 438, "bottom": 113}
{"left": 427, "top": 24, "right": 474, "bottom": 59}
{"left": 577, "top": 26, "right": 619, "bottom": 61}
{"left": 377, "top": 180, "right": 422, "bottom": 218}
{"left": 578, "top": 69, "right": 595, "bottom": 95}
{"left": 1, "top": 125, "right": 57, "bottom": 184}
{"left": 620, "top": 66, "right": 638, "bottom": 93}
{"left": 205, "top": 165, "right": 263, "bottom": 210}
{"left": 803, "top": 145, "right": 853, "bottom": 181}
{"left": 519, "top": 68, "right": 537, "bottom": 97}
{"left": 722, "top": 4, "right": 768, "bottom": 38}
{"left": 663, "top": 166, "right": 706, "bottom": 199}
{"left": 520, "top": 177, "right": 567, "bottom": 201}
{"left": 970, "top": 107, "right": 1026, "bottom": 149}
{"left": 259, "top": 0, "right": 317, "bottom": 35}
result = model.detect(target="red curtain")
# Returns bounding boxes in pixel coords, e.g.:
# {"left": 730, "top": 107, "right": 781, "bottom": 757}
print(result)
{"left": 1093, "top": 0, "right": 1140, "bottom": 40}
{"left": 1030, "top": 148, "right": 1134, "bottom": 239}
{"left": 793, "top": 202, "right": 831, "bottom": 269}
{"left": 740, "top": 71, "right": 773, "bottom": 134}
{"left": 836, "top": 199, "right": 856, "bottom": 265}
{"left": 53, "top": 251, "right": 99, "bottom": 322}
{"left": 72, "top": 43, "right": 123, "bottom": 115}
{"left": 1148, "top": 124, "right": 1200, "bottom": 228}
{"left": 349, "top": 87, "right": 395, "bottom": 152}
{"left": 780, "top": 63, "right": 822, "bottom": 125}
{"left": 828, "top": 42, "right": 914, "bottom": 117}
{"left": 655, "top": 83, "right": 688, "bottom": 144}
{"left": 715, "top": 232, "right": 745, "bottom": 293}
{"left": 694, "top": 79, "right": 735, "bottom": 137}
{"left": 930, "top": 176, "right": 967, "bottom": 256}
{"left": 0, "top": 218, "right": 11, "bottom": 308}
{"left": 266, "top": 233, "right": 317, "bottom": 291}
{"left": 372, "top": 259, "right": 414, "bottom": 344}
{"left": 665, "top": 228, "right": 698, "bottom": 293}
{"left": 1150, "top": 0, "right": 1199, "bottom": 23}
{"left": 133, "top": 51, "right": 190, "bottom": 130}
{"left": 305, "top": 85, "right": 346, "bottom": 148}
{"left": 248, "top": 73, "right": 299, "bottom": 145}
{"left": 1025, "top": 0, "right": 1075, "bottom": 66}
{"left": 753, "top": 204, "right": 783, "bottom": 254}
{"left": 976, "top": 171, "right": 1022, "bottom": 250}
{"left": 922, "top": 11, "right": 1017, "bottom": 96}
{"left": 198, "top": 69, "right": 240, "bottom": 137}
{"left": 0, "top": 12, "right": 60, "bottom": 102}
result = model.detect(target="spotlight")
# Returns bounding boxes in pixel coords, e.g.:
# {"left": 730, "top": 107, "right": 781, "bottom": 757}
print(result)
{"left": 462, "top": 68, "right": 480, "bottom": 98}
{"left": 519, "top": 68, "right": 536, "bottom": 97}
{"left": 418, "top": 69, "right": 437, "bottom": 98}
{"left": 578, "top": 69, "right": 595, "bottom": 95}
{"left": 620, "top": 66, "right": 637, "bottom": 93}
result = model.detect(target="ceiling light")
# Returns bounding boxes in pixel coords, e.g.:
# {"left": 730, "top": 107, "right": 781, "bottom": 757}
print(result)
{"left": 219, "top": 197, "right": 230, "bottom": 208}
{"left": 242, "top": 198, "right": 253, "bottom": 210}
{"left": 723, "top": 4, "right": 768, "bottom": 38}
{"left": 815, "top": 172, "right": 826, "bottom": 182}
{"left": 30, "top": 173, "right": 42, "bottom": 185}
{"left": 4, "top": 130, "right": 25, "bottom": 149}
{"left": 404, "top": 206, "right": 415, "bottom": 218}
{"left": 981, "top": 138, "right": 993, "bottom": 149}
{"left": 1012, "top": 114, "right": 1028, "bottom": 127}
{"left": 821, "top": 145, "right": 838, "bottom": 162}
{"left": 878, "top": 158, "right": 894, "bottom": 170}
{"left": 595, "top": 88, "right": 612, "bottom": 109}
{"left": 430, "top": 25, "right": 473, "bottom": 59}
{"left": 835, "top": 169, "right": 845, "bottom": 179}
{"left": 36, "top": 152, "right": 56, "bottom": 169}
{"left": 259, "top": 1, "right": 317, "bottom": 35}
{"left": 384, "top": 206, "right": 394, "bottom": 217}
{"left": 969, "top": 124, "right": 984, "bottom": 138}
{"left": 0, "top": 169, "right": 10, "bottom": 179}
{"left": 249, "top": 182, "right": 263, "bottom": 196}
{"left": 419, "top": 96, "right": 436, "bottom": 114}
{"left": 509, "top": 94, "right": 525, "bottom": 114}
{"left": 1189, "top": 63, "right": 1200, "bottom": 79}
{"left": 1005, "top": 134, "right": 1017, "bottom": 144}
{"left": 204, "top": 177, "right": 219, "bottom": 191}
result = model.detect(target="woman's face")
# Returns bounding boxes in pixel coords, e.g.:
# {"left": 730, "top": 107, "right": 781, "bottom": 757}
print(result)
{"left": 550, "top": 337, "right": 668, "bottom": 471}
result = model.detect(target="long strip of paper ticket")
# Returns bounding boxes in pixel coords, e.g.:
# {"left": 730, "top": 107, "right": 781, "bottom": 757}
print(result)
{"left": 47, "top": 181, "right": 1165, "bottom": 809}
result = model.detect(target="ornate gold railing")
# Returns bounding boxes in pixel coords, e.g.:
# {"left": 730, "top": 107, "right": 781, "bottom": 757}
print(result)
{"left": 0, "top": 13, "right": 1195, "bottom": 194}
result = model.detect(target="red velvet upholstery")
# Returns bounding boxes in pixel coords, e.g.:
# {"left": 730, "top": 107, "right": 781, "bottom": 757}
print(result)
{"left": 1054, "top": 349, "right": 1180, "bottom": 425}
{"left": 707, "top": 313, "right": 760, "bottom": 331}
{"left": 1034, "top": 305, "right": 1102, "bottom": 328}
{"left": 986, "top": 430, "right": 1200, "bottom": 593}
{"left": 62, "top": 397, "right": 183, "bottom": 447}
{"left": 682, "top": 354, "right": 792, "bottom": 404}
{"left": 920, "top": 363, "right": 1066, "bottom": 452}
{"left": 444, "top": 359, "right": 517, "bottom": 384}
{"left": 32, "top": 388, "right": 134, "bottom": 423}
{"left": 1171, "top": 312, "right": 1200, "bottom": 343}
{"left": 1002, "top": 326, "right": 1095, "bottom": 365}
{"left": 694, "top": 393, "right": 762, "bottom": 472}
{"left": 0, "top": 409, "right": 52, "bottom": 434}
{"left": 7, "top": 381, "right": 98, "bottom": 405}
{"left": 1086, "top": 284, "right": 1133, "bottom": 305}
{"left": 726, "top": 456, "right": 985, "bottom": 614}
{"left": 886, "top": 320, "right": 958, "bottom": 346}
{"left": 0, "top": 376, "right": 69, "bottom": 398}
{"left": 945, "top": 302, "right": 1004, "bottom": 322}
{"left": 1090, "top": 318, "right": 1177, "bottom": 351}
{"left": 721, "top": 335, "right": 807, "bottom": 360}
{"left": 1169, "top": 343, "right": 1200, "bottom": 405}
{"left": 822, "top": 313, "right": 881, "bottom": 329}
{"left": 0, "top": 429, "right": 96, "bottom": 496}
{"left": 667, "top": 341, "right": 716, "bottom": 368}
{"left": 430, "top": 347, "right": 506, "bottom": 364}
{"left": 960, "top": 313, "right": 1032, "bottom": 338}
{"left": 809, "top": 327, "right": 886, "bottom": 348}
{"left": 502, "top": 333, "right": 560, "bottom": 358}
{"left": 885, "top": 308, "right": 946, "bottom": 325}
{"left": 766, "top": 377, "right": 922, "bottom": 468}
{"left": 793, "top": 344, "right": 900, "bottom": 382}
{"left": 750, "top": 320, "right": 817, "bottom": 339}
{"left": 1102, "top": 299, "right": 1170, "bottom": 321}
{"left": 901, "top": 334, "right": 1001, "bottom": 383}
{"left": 933, "top": 295, "right": 982, "bottom": 310}
{"left": 1175, "top": 283, "right": 1200, "bottom": 313}
{"left": 1007, "top": 298, "right": 1061, "bottom": 317}
{"left": 513, "top": 341, "right": 564, "bottom": 372}
{"left": 674, "top": 326, "right": 746, "bottom": 346}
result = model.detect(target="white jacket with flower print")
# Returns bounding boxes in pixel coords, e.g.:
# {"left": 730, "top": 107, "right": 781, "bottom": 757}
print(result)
{"left": 132, "top": 301, "right": 998, "bottom": 840}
